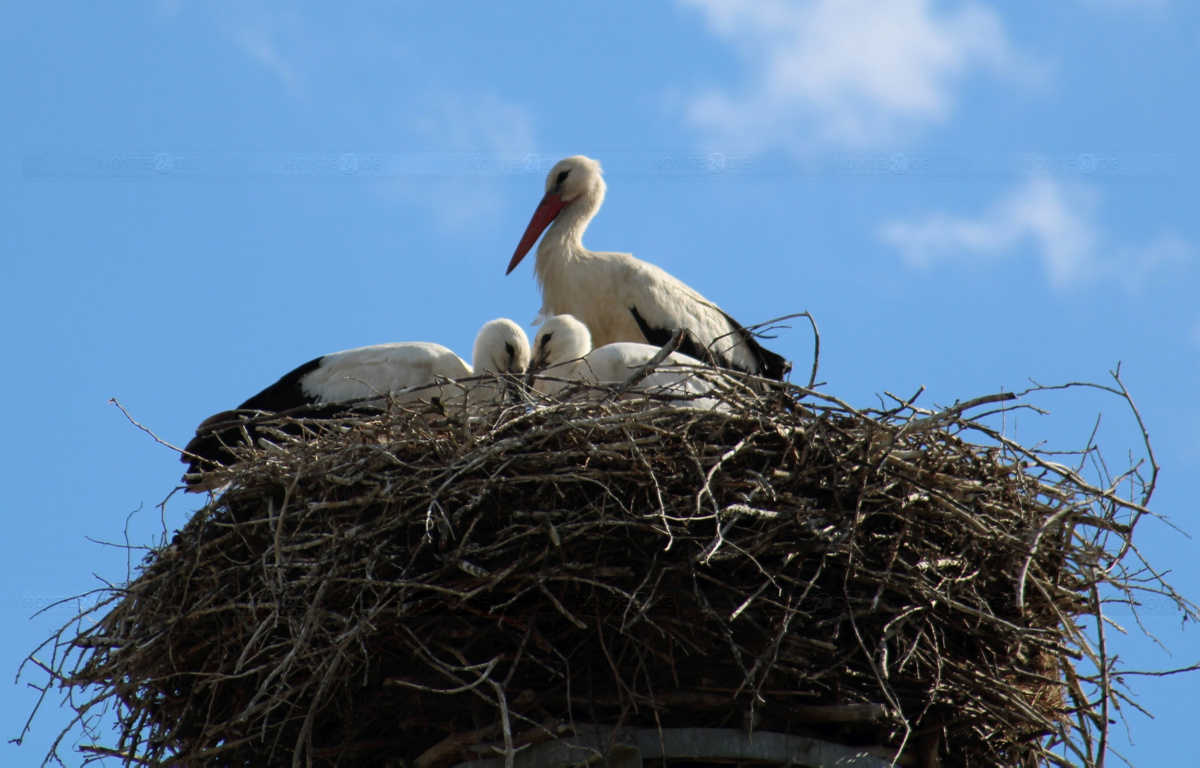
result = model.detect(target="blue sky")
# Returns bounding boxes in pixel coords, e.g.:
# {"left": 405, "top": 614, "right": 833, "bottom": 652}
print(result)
{"left": 2, "top": 1, "right": 1198, "bottom": 764}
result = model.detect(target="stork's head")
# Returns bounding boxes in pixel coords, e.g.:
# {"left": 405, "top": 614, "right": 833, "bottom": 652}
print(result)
{"left": 506, "top": 155, "right": 606, "bottom": 275}
{"left": 472, "top": 318, "right": 531, "bottom": 374}
{"left": 530, "top": 314, "right": 593, "bottom": 372}
{"left": 543, "top": 155, "right": 603, "bottom": 201}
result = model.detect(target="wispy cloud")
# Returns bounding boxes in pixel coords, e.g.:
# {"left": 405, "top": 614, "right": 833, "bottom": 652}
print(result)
{"left": 679, "top": 0, "right": 1034, "bottom": 148}
{"left": 149, "top": 2, "right": 313, "bottom": 100}
{"left": 233, "top": 24, "right": 306, "bottom": 101}
{"left": 405, "top": 94, "right": 536, "bottom": 156}
{"left": 158, "top": 2, "right": 314, "bottom": 102}
{"left": 150, "top": 0, "right": 188, "bottom": 19}
{"left": 393, "top": 94, "right": 539, "bottom": 236}
{"left": 880, "top": 178, "right": 1190, "bottom": 291}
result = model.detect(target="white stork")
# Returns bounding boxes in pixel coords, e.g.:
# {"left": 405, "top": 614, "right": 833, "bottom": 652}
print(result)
{"left": 528, "top": 314, "right": 728, "bottom": 408}
{"left": 506, "top": 155, "right": 789, "bottom": 380}
{"left": 182, "top": 318, "right": 530, "bottom": 487}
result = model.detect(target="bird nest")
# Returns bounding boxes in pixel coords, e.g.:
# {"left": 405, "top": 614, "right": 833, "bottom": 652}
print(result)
{"left": 22, "top": 376, "right": 1193, "bottom": 767}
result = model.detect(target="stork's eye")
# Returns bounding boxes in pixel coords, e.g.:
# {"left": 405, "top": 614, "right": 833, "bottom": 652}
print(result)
{"left": 540, "top": 333, "right": 553, "bottom": 348}
{"left": 555, "top": 170, "right": 569, "bottom": 186}
{"left": 505, "top": 342, "right": 515, "bottom": 357}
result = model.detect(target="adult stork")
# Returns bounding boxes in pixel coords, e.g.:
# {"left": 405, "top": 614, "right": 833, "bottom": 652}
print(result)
{"left": 528, "top": 314, "right": 729, "bottom": 409}
{"left": 506, "top": 155, "right": 789, "bottom": 380}
{"left": 181, "top": 318, "right": 530, "bottom": 488}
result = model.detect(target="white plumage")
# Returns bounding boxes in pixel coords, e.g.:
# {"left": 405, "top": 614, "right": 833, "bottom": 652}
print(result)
{"left": 289, "top": 318, "right": 530, "bottom": 405}
{"left": 529, "top": 314, "right": 727, "bottom": 408}
{"left": 291, "top": 341, "right": 472, "bottom": 404}
{"left": 182, "top": 318, "right": 530, "bottom": 486}
{"left": 239, "top": 317, "right": 528, "bottom": 409}
{"left": 506, "top": 155, "right": 789, "bottom": 380}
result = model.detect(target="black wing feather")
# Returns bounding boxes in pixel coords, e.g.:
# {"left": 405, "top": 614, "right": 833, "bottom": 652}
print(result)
{"left": 237, "top": 355, "right": 325, "bottom": 411}
{"left": 629, "top": 305, "right": 789, "bottom": 381}
{"left": 628, "top": 306, "right": 716, "bottom": 368}
{"left": 717, "top": 309, "right": 791, "bottom": 381}
{"left": 181, "top": 355, "right": 377, "bottom": 486}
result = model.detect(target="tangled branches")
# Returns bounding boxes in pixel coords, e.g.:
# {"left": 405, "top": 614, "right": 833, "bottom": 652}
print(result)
{"left": 20, "top": 375, "right": 1194, "bottom": 767}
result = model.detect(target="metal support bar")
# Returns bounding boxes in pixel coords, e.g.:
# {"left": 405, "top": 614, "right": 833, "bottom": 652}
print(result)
{"left": 454, "top": 727, "right": 896, "bottom": 768}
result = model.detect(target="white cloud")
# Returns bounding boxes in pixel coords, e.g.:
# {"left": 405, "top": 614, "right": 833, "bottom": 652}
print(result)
{"left": 680, "top": 0, "right": 1033, "bottom": 147}
{"left": 234, "top": 25, "right": 306, "bottom": 101}
{"left": 391, "top": 94, "right": 539, "bottom": 236}
{"left": 149, "top": 3, "right": 318, "bottom": 100}
{"left": 160, "top": 3, "right": 313, "bottom": 102}
{"left": 405, "top": 94, "right": 536, "bottom": 156}
{"left": 150, "top": 0, "right": 188, "bottom": 19}
{"left": 880, "top": 179, "right": 1190, "bottom": 290}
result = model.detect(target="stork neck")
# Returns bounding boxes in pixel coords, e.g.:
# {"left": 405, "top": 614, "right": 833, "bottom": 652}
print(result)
{"left": 539, "top": 185, "right": 602, "bottom": 257}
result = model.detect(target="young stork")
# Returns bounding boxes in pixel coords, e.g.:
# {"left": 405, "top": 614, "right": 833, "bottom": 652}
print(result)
{"left": 181, "top": 318, "right": 530, "bottom": 488}
{"left": 506, "top": 155, "right": 789, "bottom": 380}
{"left": 528, "top": 314, "right": 727, "bottom": 408}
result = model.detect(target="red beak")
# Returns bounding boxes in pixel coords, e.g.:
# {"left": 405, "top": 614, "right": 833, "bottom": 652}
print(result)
{"left": 506, "top": 191, "right": 567, "bottom": 275}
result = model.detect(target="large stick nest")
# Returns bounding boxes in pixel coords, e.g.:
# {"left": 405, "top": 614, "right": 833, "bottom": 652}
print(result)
{"left": 25, "top": 377, "right": 1190, "bottom": 767}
